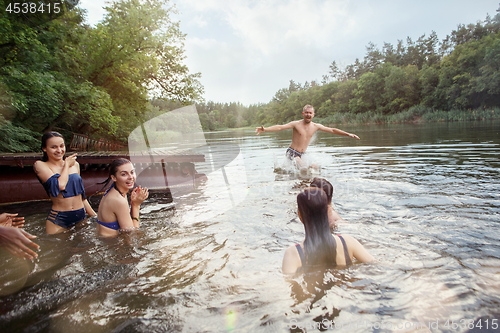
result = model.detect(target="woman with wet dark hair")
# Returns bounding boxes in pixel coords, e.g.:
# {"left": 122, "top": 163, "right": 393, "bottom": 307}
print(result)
{"left": 282, "top": 187, "right": 373, "bottom": 274}
{"left": 96, "top": 158, "right": 148, "bottom": 237}
{"left": 310, "top": 177, "right": 345, "bottom": 231}
{"left": 34, "top": 131, "right": 96, "bottom": 234}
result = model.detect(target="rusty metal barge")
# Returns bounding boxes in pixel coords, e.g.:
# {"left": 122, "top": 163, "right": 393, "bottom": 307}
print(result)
{"left": 0, "top": 149, "right": 206, "bottom": 204}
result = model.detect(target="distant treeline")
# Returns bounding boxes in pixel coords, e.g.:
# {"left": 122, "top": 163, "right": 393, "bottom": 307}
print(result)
{"left": 1, "top": 2, "right": 499, "bottom": 153}
{"left": 191, "top": 6, "right": 500, "bottom": 131}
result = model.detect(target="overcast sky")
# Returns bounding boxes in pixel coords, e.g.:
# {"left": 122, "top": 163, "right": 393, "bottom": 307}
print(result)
{"left": 79, "top": 0, "right": 499, "bottom": 106}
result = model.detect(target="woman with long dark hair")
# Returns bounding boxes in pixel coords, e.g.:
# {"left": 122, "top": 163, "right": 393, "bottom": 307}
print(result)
{"left": 34, "top": 131, "right": 96, "bottom": 234}
{"left": 282, "top": 187, "right": 374, "bottom": 274}
{"left": 96, "top": 158, "right": 148, "bottom": 237}
{"left": 310, "top": 177, "right": 345, "bottom": 231}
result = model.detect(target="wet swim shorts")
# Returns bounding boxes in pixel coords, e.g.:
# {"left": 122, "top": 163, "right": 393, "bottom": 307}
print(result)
{"left": 47, "top": 208, "right": 86, "bottom": 228}
{"left": 286, "top": 147, "right": 304, "bottom": 160}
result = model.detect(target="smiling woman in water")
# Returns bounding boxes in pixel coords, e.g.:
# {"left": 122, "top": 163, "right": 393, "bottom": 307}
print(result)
{"left": 34, "top": 131, "right": 96, "bottom": 234}
{"left": 96, "top": 158, "right": 149, "bottom": 238}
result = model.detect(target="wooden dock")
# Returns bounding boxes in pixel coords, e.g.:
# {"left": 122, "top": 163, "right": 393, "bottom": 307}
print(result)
{"left": 0, "top": 150, "right": 206, "bottom": 204}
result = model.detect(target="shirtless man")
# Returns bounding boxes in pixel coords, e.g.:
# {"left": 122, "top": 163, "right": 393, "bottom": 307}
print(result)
{"left": 255, "top": 104, "right": 360, "bottom": 167}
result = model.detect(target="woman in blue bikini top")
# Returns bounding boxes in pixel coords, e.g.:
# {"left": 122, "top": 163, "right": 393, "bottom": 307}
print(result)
{"left": 282, "top": 187, "right": 374, "bottom": 274}
{"left": 34, "top": 132, "right": 96, "bottom": 234}
{"left": 96, "top": 159, "right": 148, "bottom": 238}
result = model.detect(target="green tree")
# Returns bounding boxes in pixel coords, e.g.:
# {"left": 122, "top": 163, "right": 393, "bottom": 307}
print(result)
{"left": 331, "top": 80, "right": 358, "bottom": 114}
{"left": 81, "top": 0, "right": 203, "bottom": 139}
{"left": 0, "top": 1, "right": 118, "bottom": 149}
{"left": 0, "top": 0, "right": 204, "bottom": 152}
{"left": 473, "top": 35, "right": 500, "bottom": 106}
{"left": 349, "top": 66, "right": 387, "bottom": 114}
{"left": 383, "top": 64, "right": 420, "bottom": 114}
{"left": 436, "top": 30, "right": 499, "bottom": 110}
{"left": 419, "top": 63, "right": 441, "bottom": 108}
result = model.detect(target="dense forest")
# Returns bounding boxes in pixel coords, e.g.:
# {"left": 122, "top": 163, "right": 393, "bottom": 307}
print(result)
{"left": 1, "top": 2, "right": 499, "bottom": 152}
{"left": 192, "top": 5, "right": 500, "bottom": 131}
{"left": 0, "top": 0, "right": 202, "bottom": 152}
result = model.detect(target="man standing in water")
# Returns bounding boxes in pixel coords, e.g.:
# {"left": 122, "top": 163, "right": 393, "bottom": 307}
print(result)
{"left": 255, "top": 104, "right": 360, "bottom": 168}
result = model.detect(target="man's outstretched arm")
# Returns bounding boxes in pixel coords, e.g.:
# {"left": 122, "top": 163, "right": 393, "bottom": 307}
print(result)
{"left": 316, "top": 124, "right": 360, "bottom": 139}
{"left": 255, "top": 122, "right": 295, "bottom": 135}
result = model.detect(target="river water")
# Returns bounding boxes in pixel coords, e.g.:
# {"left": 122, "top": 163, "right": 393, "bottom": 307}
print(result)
{"left": 0, "top": 120, "right": 499, "bottom": 332}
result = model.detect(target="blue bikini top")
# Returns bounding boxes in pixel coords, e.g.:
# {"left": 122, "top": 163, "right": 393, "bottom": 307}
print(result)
{"left": 97, "top": 219, "right": 120, "bottom": 230}
{"left": 96, "top": 184, "right": 120, "bottom": 230}
{"left": 42, "top": 173, "right": 86, "bottom": 199}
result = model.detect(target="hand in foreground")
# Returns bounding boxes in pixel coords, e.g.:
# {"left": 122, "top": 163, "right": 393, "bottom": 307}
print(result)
{"left": 255, "top": 125, "right": 264, "bottom": 135}
{"left": 0, "top": 226, "right": 39, "bottom": 260}
{"left": 0, "top": 213, "right": 25, "bottom": 228}
{"left": 131, "top": 186, "right": 149, "bottom": 205}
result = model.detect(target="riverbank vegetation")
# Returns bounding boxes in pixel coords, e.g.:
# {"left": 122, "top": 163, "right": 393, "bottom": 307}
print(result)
{"left": 1, "top": 2, "right": 499, "bottom": 152}
{"left": 0, "top": 0, "right": 202, "bottom": 152}
{"left": 194, "top": 6, "right": 500, "bottom": 131}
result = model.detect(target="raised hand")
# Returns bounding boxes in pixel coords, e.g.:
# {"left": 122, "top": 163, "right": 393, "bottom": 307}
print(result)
{"left": 65, "top": 153, "right": 78, "bottom": 168}
{"left": 131, "top": 186, "right": 149, "bottom": 205}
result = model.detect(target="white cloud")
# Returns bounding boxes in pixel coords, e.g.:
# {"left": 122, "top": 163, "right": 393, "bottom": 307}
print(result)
{"left": 191, "top": 15, "right": 208, "bottom": 28}
{"left": 177, "top": 0, "right": 366, "bottom": 102}
{"left": 79, "top": 0, "right": 107, "bottom": 26}
{"left": 180, "top": 0, "right": 357, "bottom": 56}
{"left": 226, "top": 0, "right": 355, "bottom": 53}
{"left": 80, "top": 0, "right": 500, "bottom": 105}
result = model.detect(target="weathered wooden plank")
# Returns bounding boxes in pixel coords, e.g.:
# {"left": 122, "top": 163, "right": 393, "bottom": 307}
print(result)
{"left": 0, "top": 151, "right": 205, "bottom": 166}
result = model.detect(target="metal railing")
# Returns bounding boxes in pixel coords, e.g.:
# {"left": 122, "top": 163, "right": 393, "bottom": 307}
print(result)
{"left": 69, "top": 133, "right": 127, "bottom": 151}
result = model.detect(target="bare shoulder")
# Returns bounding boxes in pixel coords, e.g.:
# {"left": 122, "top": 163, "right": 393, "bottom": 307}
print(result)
{"left": 313, "top": 122, "right": 330, "bottom": 131}
{"left": 101, "top": 193, "right": 127, "bottom": 217}
{"left": 338, "top": 234, "right": 360, "bottom": 246}
{"left": 33, "top": 160, "right": 53, "bottom": 181}
{"left": 108, "top": 193, "right": 128, "bottom": 209}
{"left": 282, "top": 244, "right": 301, "bottom": 274}
{"left": 75, "top": 161, "right": 81, "bottom": 174}
{"left": 339, "top": 234, "right": 375, "bottom": 263}
{"left": 284, "top": 244, "right": 298, "bottom": 256}
{"left": 33, "top": 160, "right": 46, "bottom": 173}
{"left": 287, "top": 120, "right": 301, "bottom": 128}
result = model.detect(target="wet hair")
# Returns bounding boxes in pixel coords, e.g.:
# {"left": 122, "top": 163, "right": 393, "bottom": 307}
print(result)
{"left": 310, "top": 177, "right": 333, "bottom": 203}
{"left": 297, "top": 187, "right": 337, "bottom": 267}
{"left": 41, "top": 131, "right": 64, "bottom": 162}
{"left": 303, "top": 104, "right": 314, "bottom": 112}
{"left": 98, "top": 158, "right": 133, "bottom": 191}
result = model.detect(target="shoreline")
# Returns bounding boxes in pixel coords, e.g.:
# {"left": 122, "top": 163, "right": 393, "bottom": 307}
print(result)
{"left": 221, "top": 108, "right": 500, "bottom": 132}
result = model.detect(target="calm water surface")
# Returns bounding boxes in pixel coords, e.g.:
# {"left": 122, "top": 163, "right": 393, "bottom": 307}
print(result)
{"left": 1, "top": 120, "right": 499, "bottom": 332}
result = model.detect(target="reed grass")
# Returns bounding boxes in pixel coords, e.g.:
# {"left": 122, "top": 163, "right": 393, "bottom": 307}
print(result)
{"left": 315, "top": 106, "right": 500, "bottom": 126}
